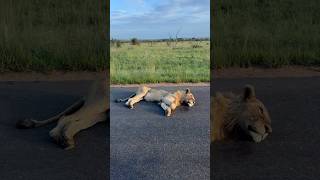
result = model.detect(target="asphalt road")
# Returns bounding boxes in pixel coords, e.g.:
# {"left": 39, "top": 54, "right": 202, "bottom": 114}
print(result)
{"left": 0, "top": 81, "right": 108, "bottom": 180}
{"left": 211, "top": 77, "right": 320, "bottom": 180}
{"left": 110, "top": 86, "right": 210, "bottom": 180}
{"left": 2, "top": 77, "right": 317, "bottom": 179}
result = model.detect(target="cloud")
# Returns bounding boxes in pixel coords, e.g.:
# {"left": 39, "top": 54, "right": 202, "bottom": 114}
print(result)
{"left": 111, "top": 0, "right": 210, "bottom": 39}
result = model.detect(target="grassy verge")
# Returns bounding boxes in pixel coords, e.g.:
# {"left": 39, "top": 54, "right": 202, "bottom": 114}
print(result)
{"left": 111, "top": 41, "right": 210, "bottom": 84}
{"left": 0, "top": 0, "right": 108, "bottom": 72}
{"left": 212, "top": 0, "right": 320, "bottom": 68}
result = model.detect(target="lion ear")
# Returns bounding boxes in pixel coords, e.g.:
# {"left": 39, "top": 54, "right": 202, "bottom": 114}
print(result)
{"left": 243, "top": 85, "right": 255, "bottom": 101}
{"left": 185, "top": 88, "right": 191, "bottom": 94}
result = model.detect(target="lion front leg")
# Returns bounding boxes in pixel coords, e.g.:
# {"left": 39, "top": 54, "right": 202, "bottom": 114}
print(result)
{"left": 160, "top": 102, "right": 172, "bottom": 117}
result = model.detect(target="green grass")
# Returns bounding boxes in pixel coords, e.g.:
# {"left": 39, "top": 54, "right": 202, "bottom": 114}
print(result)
{"left": 0, "top": 0, "right": 108, "bottom": 72}
{"left": 111, "top": 41, "right": 210, "bottom": 84}
{"left": 212, "top": 0, "right": 320, "bottom": 68}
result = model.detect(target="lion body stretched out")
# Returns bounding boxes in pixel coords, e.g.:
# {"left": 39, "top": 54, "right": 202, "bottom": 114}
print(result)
{"left": 116, "top": 86, "right": 195, "bottom": 116}
{"left": 211, "top": 85, "right": 272, "bottom": 143}
{"left": 16, "top": 77, "right": 109, "bottom": 150}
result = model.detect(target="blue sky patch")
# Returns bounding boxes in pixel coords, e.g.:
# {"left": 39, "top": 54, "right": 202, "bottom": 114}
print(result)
{"left": 111, "top": 0, "right": 210, "bottom": 40}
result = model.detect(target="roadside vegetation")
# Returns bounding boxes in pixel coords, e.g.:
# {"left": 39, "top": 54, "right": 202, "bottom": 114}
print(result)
{"left": 212, "top": 0, "right": 320, "bottom": 68}
{"left": 0, "top": 0, "right": 107, "bottom": 72}
{"left": 111, "top": 39, "right": 210, "bottom": 84}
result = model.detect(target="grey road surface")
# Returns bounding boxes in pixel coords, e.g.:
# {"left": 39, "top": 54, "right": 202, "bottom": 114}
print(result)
{"left": 211, "top": 77, "right": 320, "bottom": 180}
{"left": 110, "top": 86, "right": 210, "bottom": 180}
{"left": 0, "top": 81, "right": 108, "bottom": 180}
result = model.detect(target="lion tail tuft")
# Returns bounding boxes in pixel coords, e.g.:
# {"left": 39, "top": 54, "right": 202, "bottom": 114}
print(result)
{"left": 16, "top": 119, "right": 37, "bottom": 129}
{"left": 114, "top": 93, "right": 136, "bottom": 103}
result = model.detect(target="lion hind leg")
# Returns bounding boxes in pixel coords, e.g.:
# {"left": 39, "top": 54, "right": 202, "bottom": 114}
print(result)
{"left": 126, "top": 97, "right": 143, "bottom": 109}
{"left": 49, "top": 99, "right": 107, "bottom": 150}
{"left": 60, "top": 112, "right": 107, "bottom": 150}
{"left": 124, "top": 86, "right": 150, "bottom": 109}
{"left": 49, "top": 114, "right": 76, "bottom": 145}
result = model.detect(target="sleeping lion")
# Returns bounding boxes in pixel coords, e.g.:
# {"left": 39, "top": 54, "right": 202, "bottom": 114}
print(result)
{"left": 16, "top": 77, "right": 109, "bottom": 150}
{"left": 116, "top": 86, "right": 196, "bottom": 116}
{"left": 211, "top": 85, "right": 272, "bottom": 143}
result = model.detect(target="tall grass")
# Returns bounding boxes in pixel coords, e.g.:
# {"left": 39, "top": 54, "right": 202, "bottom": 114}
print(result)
{"left": 0, "top": 0, "right": 108, "bottom": 72}
{"left": 212, "top": 0, "right": 320, "bottom": 68}
{"left": 111, "top": 41, "right": 210, "bottom": 84}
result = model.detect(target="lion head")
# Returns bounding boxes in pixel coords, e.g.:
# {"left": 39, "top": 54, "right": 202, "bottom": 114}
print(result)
{"left": 181, "top": 88, "right": 196, "bottom": 107}
{"left": 236, "top": 85, "right": 272, "bottom": 142}
{"left": 212, "top": 85, "right": 272, "bottom": 143}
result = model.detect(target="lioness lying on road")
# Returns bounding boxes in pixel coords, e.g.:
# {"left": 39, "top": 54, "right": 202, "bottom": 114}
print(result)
{"left": 116, "top": 86, "right": 196, "bottom": 116}
{"left": 16, "top": 77, "right": 109, "bottom": 150}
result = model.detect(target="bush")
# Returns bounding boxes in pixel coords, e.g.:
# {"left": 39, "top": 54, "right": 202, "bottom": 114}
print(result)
{"left": 116, "top": 41, "right": 121, "bottom": 48}
{"left": 131, "top": 38, "right": 139, "bottom": 45}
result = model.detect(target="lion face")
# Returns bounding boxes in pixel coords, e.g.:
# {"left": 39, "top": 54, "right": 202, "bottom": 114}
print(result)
{"left": 238, "top": 85, "right": 272, "bottom": 143}
{"left": 182, "top": 88, "right": 196, "bottom": 107}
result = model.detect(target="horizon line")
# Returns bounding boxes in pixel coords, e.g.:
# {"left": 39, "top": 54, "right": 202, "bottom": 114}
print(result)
{"left": 110, "top": 36, "right": 210, "bottom": 41}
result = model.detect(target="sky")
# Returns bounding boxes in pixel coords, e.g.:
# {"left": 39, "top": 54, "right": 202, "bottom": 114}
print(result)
{"left": 111, "top": 0, "right": 210, "bottom": 40}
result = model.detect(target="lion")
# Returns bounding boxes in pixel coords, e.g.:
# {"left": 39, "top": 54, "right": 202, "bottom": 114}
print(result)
{"left": 16, "top": 76, "right": 109, "bottom": 150}
{"left": 211, "top": 85, "right": 272, "bottom": 143}
{"left": 116, "top": 86, "right": 196, "bottom": 116}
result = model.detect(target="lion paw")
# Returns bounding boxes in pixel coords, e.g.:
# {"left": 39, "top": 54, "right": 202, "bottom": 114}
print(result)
{"left": 49, "top": 129, "right": 60, "bottom": 143}
{"left": 60, "top": 133, "right": 75, "bottom": 150}
{"left": 128, "top": 104, "right": 134, "bottom": 109}
{"left": 165, "top": 109, "right": 172, "bottom": 117}
{"left": 49, "top": 130, "right": 75, "bottom": 150}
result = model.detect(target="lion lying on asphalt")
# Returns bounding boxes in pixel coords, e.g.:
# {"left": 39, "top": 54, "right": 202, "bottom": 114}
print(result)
{"left": 116, "top": 86, "right": 196, "bottom": 116}
{"left": 16, "top": 77, "right": 109, "bottom": 150}
{"left": 211, "top": 85, "right": 272, "bottom": 143}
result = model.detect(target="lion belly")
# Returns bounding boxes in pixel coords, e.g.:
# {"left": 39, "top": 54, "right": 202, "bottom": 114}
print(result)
{"left": 144, "top": 89, "right": 169, "bottom": 102}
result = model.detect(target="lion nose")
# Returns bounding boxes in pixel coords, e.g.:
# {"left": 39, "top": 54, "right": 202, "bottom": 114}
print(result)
{"left": 265, "top": 125, "right": 272, "bottom": 133}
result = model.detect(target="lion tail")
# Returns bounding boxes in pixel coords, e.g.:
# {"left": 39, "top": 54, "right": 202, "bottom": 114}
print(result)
{"left": 114, "top": 93, "right": 136, "bottom": 103}
{"left": 16, "top": 98, "right": 85, "bottom": 129}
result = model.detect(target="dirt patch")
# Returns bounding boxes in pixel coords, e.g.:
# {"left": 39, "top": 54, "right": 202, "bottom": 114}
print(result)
{"left": 111, "top": 82, "right": 210, "bottom": 87}
{"left": 213, "top": 66, "right": 320, "bottom": 79}
{"left": 1, "top": 66, "right": 320, "bottom": 83}
{"left": 0, "top": 71, "right": 107, "bottom": 81}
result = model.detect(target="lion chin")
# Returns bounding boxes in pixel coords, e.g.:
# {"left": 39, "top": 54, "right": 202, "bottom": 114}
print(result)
{"left": 187, "top": 102, "right": 195, "bottom": 107}
{"left": 249, "top": 131, "right": 269, "bottom": 143}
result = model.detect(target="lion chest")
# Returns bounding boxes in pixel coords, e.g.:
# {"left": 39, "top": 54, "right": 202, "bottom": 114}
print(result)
{"left": 161, "top": 94, "right": 176, "bottom": 106}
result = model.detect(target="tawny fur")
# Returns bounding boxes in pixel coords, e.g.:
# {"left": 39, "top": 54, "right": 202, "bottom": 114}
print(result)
{"left": 116, "top": 86, "right": 196, "bottom": 117}
{"left": 16, "top": 75, "right": 109, "bottom": 150}
{"left": 211, "top": 85, "right": 272, "bottom": 143}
